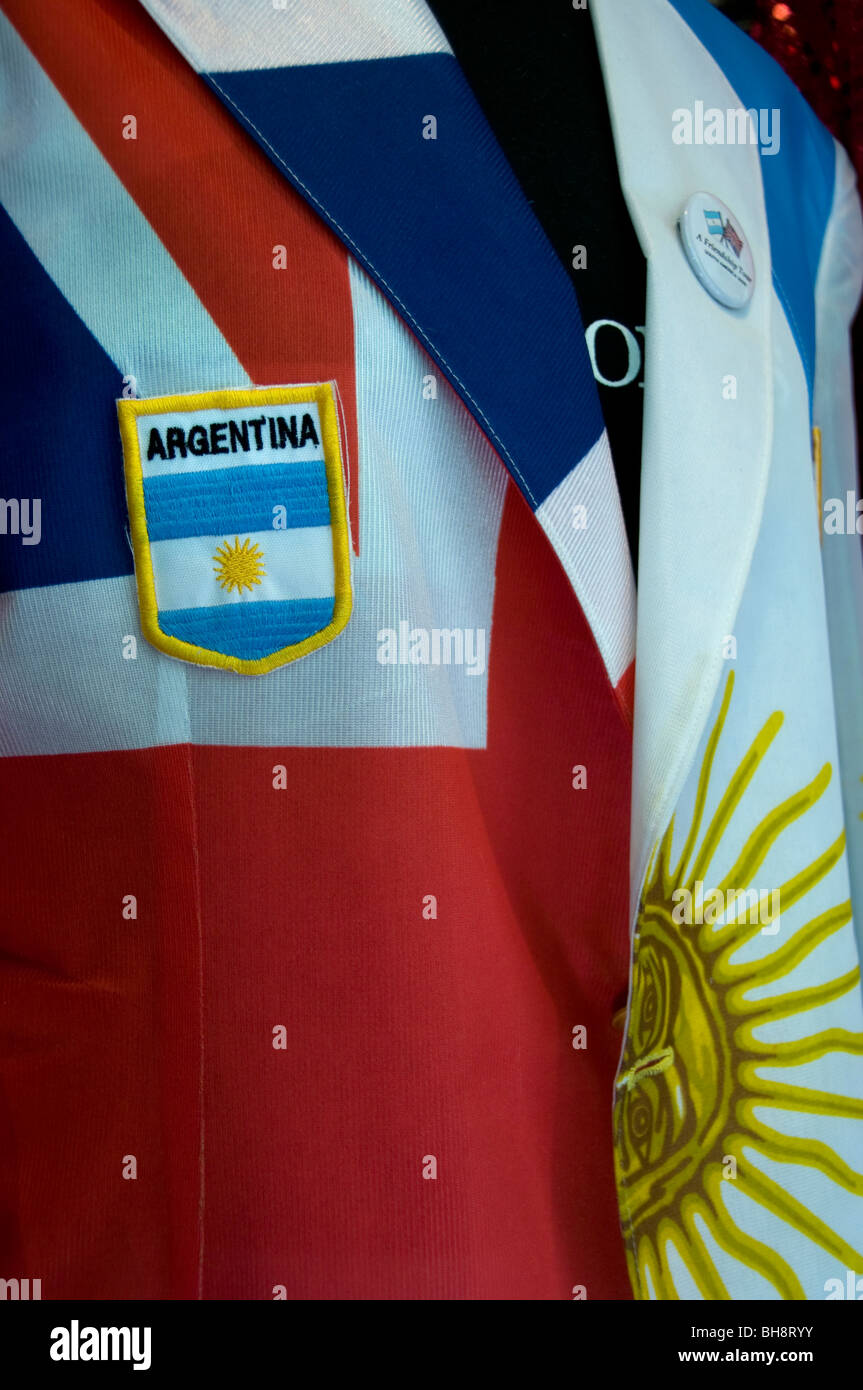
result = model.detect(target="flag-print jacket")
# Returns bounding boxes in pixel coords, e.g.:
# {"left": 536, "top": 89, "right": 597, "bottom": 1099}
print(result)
{"left": 1, "top": 0, "right": 862, "bottom": 1300}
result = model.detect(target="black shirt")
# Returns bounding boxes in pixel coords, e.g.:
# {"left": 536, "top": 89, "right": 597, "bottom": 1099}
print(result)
{"left": 427, "top": 0, "right": 648, "bottom": 566}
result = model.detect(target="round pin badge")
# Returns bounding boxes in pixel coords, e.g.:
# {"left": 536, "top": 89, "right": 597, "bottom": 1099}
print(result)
{"left": 678, "top": 191, "right": 755, "bottom": 309}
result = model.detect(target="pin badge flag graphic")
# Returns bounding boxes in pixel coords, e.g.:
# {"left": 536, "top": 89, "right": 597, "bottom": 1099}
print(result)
{"left": 721, "top": 220, "right": 744, "bottom": 258}
{"left": 704, "top": 208, "right": 744, "bottom": 258}
{"left": 117, "top": 383, "right": 352, "bottom": 674}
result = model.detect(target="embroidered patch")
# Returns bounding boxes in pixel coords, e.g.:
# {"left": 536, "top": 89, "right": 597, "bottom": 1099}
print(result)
{"left": 117, "top": 384, "right": 352, "bottom": 674}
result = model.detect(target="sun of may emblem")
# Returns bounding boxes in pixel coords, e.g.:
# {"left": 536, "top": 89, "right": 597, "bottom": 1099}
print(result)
{"left": 213, "top": 536, "right": 266, "bottom": 594}
{"left": 615, "top": 670, "right": 863, "bottom": 1300}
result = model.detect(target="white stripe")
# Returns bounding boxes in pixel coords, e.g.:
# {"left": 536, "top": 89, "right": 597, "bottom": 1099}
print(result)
{"left": 137, "top": 0, "right": 451, "bottom": 72}
{"left": 0, "top": 264, "right": 505, "bottom": 752}
{"left": 140, "top": 401, "right": 324, "bottom": 476}
{"left": 0, "top": 578, "right": 190, "bottom": 756}
{"left": 0, "top": 9, "right": 248, "bottom": 398}
{"left": 590, "top": 0, "right": 774, "bottom": 926}
{"left": 535, "top": 431, "right": 636, "bottom": 688}
{"left": 150, "top": 527, "right": 336, "bottom": 610}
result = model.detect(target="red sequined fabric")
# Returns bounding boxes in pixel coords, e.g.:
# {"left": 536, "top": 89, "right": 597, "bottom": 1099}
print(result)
{"left": 751, "top": 0, "right": 863, "bottom": 477}
{"left": 752, "top": 1, "right": 863, "bottom": 178}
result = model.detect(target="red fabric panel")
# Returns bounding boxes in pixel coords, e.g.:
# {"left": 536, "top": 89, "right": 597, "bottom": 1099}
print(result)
{"left": 0, "top": 488, "right": 632, "bottom": 1299}
{"left": 615, "top": 660, "right": 635, "bottom": 728}
{"left": 0, "top": 746, "right": 204, "bottom": 1298}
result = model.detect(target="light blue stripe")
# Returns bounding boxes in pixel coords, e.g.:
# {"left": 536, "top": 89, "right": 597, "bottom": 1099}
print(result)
{"left": 669, "top": 0, "right": 835, "bottom": 407}
{"left": 159, "top": 597, "right": 335, "bottom": 659}
{"left": 144, "top": 462, "right": 330, "bottom": 541}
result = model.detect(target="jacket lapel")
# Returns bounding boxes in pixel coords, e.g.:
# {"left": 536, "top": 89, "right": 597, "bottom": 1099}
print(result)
{"left": 591, "top": 0, "right": 774, "bottom": 918}
{"left": 134, "top": 0, "right": 636, "bottom": 705}
{"left": 136, "top": 0, "right": 774, "bottom": 908}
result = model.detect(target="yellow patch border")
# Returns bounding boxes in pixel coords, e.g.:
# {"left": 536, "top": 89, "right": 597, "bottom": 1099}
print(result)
{"left": 117, "top": 383, "right": 352, "bottom": 675}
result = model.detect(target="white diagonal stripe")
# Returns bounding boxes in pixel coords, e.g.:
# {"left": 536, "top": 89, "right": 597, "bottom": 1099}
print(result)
{"left": 0, "top": 8, "right": 249, "bottom": 398}
{"left": 137, "top": 0, "right": 451, "bottom": 73}
{"left": 535, "top": 430, "right": 636, "bottom": 688}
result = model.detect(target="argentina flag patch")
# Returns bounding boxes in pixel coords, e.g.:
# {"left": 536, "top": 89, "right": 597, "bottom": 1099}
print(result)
{"left": 117, "top": 384, "right": 352, "bottom": 674}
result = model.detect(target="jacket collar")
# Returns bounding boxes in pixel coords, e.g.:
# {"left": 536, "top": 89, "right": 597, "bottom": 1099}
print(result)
{"left": 135, "top": 0, "right": 637, "bottom": 705}
{"left": 591, "top": 0, "right": 774, "bottom": 916}
{"left": 137, "top": 0, "right": 774, "bottom": 916}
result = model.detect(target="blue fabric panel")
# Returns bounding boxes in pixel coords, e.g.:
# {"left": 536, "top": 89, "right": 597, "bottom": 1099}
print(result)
{"left": 143, "top": 462, "right": 330, "bottom": 540}
{"left": 670, "top": 0, "right": 835, "bottom": 402}
{"left": 0, "top": 206, "right": 131, "bottom": 593}
{"left": 160, "top": 597, "right": 336, "bottom": 658}
{"left": 206, "top": 53, "right": 606, "bottom": 510}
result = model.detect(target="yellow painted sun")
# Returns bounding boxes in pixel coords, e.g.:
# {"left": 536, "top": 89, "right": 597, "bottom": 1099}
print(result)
{"left": 213, "top": 536, "right": 266, "bottom": 594}
{"left": 616, "top": 669, "right": 863, "bottom": 1300}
